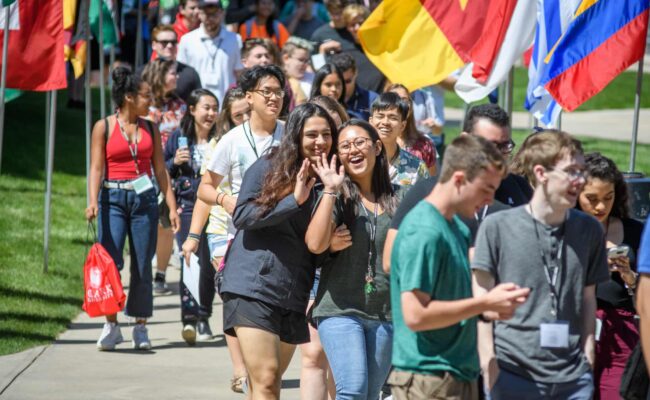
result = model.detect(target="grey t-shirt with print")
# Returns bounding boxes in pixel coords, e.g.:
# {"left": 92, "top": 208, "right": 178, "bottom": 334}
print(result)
{"left": 472, "top": 206, "right": 609, "bottom": 383}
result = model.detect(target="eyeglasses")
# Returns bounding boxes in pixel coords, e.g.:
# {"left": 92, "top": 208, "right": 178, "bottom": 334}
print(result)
{"left": 548, "top": 167, "right": 586, "bottom": 182}
{"left": 491, "top": 139, "right": 515, "bottom": 154}
{"left": 155, "top": 39, "right": 177, "bottom": 47}
{"left": 338, "top": 137, "right": 373, "bottom": 154}
{"left": 252, "top": 89, "right": 285, "bottom": 99}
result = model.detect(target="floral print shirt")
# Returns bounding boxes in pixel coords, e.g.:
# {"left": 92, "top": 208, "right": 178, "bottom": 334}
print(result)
{"left": 389, "top": 148, "right": 430, "bottom": 190}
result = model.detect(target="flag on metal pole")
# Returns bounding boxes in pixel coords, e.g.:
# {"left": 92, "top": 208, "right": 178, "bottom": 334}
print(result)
{"left": 0, "top": 0, "right": 66, "bottom": 91}
{"left": 358, "top": 0, "right": 490, "bottom": 91}
{"left": 454, "top": 0, "right": 537, "bottom": 104}
{"left": 525, "top": 0, "right": 578, "bottom": 127}
{"left": 64, "top": 0, "right": 89, "bottom": 79}
{"left": 90, "top": 0, "right": 119, "bottom": 46}
{"left": 542, "top": 0, "right": 649, "bottom": 112}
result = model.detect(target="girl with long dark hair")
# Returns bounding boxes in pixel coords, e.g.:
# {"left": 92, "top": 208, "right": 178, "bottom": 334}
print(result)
{"left": 576, "top": 152, "right": 644, "bottom": 400}
{"left": 163, "top": 88, "right": 218, "bottom": 345}
{"left": 86, "top": 66, "right": 179, "bottom": 351}
{"left": 306, "top": 119, "right": 398, "bottom": 399}
{"left": 142, "top": 57, "right": 187, "bottom": 295}
{"left": 219, "top": 103, "right": 338, "bottom": 398}
{"left": 310, "top": 63, "right": 346, "bottom": 106}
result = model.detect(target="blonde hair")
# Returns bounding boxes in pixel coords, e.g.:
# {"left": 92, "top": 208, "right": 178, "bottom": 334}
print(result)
{"left": 342, "top": 4, "right": 369, "bottom": 26}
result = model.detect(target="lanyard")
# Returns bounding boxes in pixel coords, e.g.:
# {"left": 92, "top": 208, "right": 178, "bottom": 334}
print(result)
{"left": 201, "top": 36, "right": 223, "bottom": 69}
{"left": 117, "top": 118, "right": 140, "bottom": 175}
{"left": 359, "top": 200, "right": 379, "bottom": 294}
{"left": 529, "top": 205, "right": 565, "bottom": 317}
{"left": 243, "top": 121, "right": 277, "bottom": 159}
{"left": 474, "top": 205, "right": 488, "bottom": 224}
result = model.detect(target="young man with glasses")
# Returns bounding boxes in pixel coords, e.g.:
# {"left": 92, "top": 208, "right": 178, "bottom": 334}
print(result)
{"left": 472, "top": 130, "right": 609, "bottom": 399}
{"left": 177, "top": 0, "right": 243, "bottom": 104}
{"left": 144, "top": 25, "right": 201, "bottom": 103}
{"left": 388, "top": 135, "right": 530, "bottom": 399}
{"left": 369, "top": 92, "right": 428, "bottom": 191}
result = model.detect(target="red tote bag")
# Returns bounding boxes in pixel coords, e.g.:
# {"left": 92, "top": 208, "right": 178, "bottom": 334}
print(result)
{"left": 82, "top": 225, "right": 126, "bottom": 317}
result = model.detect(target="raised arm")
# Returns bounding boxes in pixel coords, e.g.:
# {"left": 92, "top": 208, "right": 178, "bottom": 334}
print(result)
{"left": 305, "top": 154, "right": 344, "bottom": 254}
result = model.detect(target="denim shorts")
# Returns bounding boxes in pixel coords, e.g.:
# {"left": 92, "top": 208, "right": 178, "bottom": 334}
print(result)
{"left": 207, "top": 233, "right": 229, "bottom": 259}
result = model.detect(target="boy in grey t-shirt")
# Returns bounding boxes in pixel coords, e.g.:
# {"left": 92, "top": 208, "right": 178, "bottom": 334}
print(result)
{"left": 472, "top": 130, "right": 609, "bottom": 400}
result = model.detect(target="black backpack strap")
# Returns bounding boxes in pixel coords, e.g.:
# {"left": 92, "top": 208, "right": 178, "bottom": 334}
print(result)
{"left": 104, "top": 117, "right": 109, "bottom": 144}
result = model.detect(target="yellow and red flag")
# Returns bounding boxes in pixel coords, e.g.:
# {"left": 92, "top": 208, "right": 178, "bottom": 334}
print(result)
{"left": 358, "top": 0, "right": 490, "bottom": 91}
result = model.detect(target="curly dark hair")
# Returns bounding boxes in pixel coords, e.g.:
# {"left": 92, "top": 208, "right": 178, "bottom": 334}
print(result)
{"left": 462, "top": 103, "right": 510, "bottom": 134}
{"left": 255, "top": 103, "right": 339, "bottom": 216}
{"left": 111, "top": 66, "right": 143, "bottom": 107}
{"left": 579, "top": 152, "right": 630, "bottom": 219}
{"left": 337, "top": 119, "right": 397, "bottom": 226}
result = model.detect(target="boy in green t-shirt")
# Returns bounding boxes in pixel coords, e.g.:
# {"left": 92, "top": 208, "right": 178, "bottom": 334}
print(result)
{"left": 388, "top": 135, "right": 531, "bottom": 399}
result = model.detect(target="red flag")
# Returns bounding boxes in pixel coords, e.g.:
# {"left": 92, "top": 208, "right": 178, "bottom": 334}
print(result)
{"left": 0, "top": 0, "right": 66, "bottom": 91}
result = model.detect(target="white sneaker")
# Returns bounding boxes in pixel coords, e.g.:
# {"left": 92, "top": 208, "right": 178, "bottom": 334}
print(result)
{"left": 182, "top": 324, "right": 196, "bottom": 346}
{"left": 97, "top": 322, "right": 123, "bottom": 351}
{"left": 132, "top": 324, "right": 152, "bottom": 350}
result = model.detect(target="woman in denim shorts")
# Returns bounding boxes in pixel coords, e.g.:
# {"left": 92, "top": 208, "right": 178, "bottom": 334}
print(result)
{"left": 85, "top": 66, "right": 179, "bottom": 351}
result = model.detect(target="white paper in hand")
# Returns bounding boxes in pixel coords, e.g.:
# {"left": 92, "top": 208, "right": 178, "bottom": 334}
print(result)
{"left": 182, "top": 253, "right": 201, "bottom": 305}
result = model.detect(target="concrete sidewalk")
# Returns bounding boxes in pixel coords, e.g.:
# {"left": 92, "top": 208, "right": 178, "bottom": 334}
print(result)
{"left": 445, "top": 108, "right": 650, "bottom": 144}
{"left": 0, "top": 263, "right": 303, "bottom": 399}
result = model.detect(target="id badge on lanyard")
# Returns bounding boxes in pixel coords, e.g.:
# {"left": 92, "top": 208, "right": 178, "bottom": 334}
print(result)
{"left": 540, "top": 321, "right": 570, "bottom": 348}
{"left": 132, "top": 174, "right": 154, "bottom": 194}
{"left": 119, "top": 119, "right": 153, "bottom": 195}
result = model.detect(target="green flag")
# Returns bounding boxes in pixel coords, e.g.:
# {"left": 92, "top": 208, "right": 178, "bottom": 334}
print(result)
{"left": 2, "top": 0, "right": 16, "bottom": 6}
{"left": 90, "top": 0, "right": 119, "bottom": 47}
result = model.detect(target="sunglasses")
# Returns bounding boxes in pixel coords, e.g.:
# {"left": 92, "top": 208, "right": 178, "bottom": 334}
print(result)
{"left": 155, "top": 39, "right": 177, "bottom": 47}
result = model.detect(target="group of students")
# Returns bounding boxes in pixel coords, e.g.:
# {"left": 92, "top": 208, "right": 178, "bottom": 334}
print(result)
{"left": 83, "top": 1, "right": 650, "bottom": 400}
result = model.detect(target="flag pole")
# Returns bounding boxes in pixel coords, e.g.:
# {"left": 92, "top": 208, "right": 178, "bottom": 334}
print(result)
{"left": 504, "top": 67, "right": 514, "bottom": 125}
{"left": 85, "top": 0, "right": 92, "bottom": 205}
{"left": 628, "top": 59, "right": 644, "bottom": 173}
{"left": 43, "top": 90, "right": 57, "bottom": 274}
{"left": 0, "top": 4, "right": 11, "bottom": 175}
{"left": 135, "top": 0, "right": 143, "bottom": 68}
{"left": 98, "top": 0, "right": 106, "bottom": 118}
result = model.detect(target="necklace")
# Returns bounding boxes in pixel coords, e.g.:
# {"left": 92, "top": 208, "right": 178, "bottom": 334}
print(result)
{"left": 359, "top": 199, "right": 378, "bottom": 295}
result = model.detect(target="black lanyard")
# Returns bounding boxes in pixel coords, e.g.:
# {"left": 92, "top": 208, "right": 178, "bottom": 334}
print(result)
{"left": 360, "top": 200, "right": 378, "bottom": 294}
{"left": 201, "top": 36, "right": 223, "bottom": 69}
{"left": 243, "top": 121, "right": 276, "bottom": 159}
{"left": 529, "top": 205, "right": 566, "bottom": 317}
{"left": 117, "top": 118, "right": 140, "bottom": 175}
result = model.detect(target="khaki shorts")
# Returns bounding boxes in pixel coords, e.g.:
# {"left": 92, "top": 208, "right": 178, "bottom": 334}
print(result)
{"left": 388, "top": 370, "right": 478, "bottom": 400}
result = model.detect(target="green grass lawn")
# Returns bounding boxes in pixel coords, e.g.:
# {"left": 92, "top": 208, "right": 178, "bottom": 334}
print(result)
{"left": 444, "top": 67, "right": 650, "bottom": 111}
{"left": 0, "top": 86, "right": 649, "bottom": 356}
{"left": 0, "top": 90, "right": 96, "bottom": 355}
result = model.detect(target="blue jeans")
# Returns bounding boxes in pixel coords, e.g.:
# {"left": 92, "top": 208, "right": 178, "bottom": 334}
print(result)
{"left": 98, "top": 187, "right": 158, "bottom": 319}
{"left": 488, "top": 368, "right": 594, "bottom": 400}
{"left": 317, "top": 316, "right": 393, "bottom": 400}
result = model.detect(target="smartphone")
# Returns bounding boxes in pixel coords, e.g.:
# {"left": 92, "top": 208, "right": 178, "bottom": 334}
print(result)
{"left": 607, "top": 245, "right": 630, "bottom": 259}
{"left": 178, "top": 136, "right": 188, "bottom": 149}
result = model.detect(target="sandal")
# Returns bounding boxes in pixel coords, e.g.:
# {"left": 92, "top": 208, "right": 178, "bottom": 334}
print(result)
{"left": 230, "top": 375, "right": 248, "bottom": 394}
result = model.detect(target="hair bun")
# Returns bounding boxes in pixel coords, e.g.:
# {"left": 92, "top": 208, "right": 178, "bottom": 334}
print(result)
{"left": 112, "top": 66, "right": 133, "bottom": 86}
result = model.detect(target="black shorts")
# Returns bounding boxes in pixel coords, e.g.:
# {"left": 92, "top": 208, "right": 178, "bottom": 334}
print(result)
{"left": 222, "top": 292, "right": 310, "bottom": 345}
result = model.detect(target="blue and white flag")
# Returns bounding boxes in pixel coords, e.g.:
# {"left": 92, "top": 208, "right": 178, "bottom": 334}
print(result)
{"left": 525, "top": 0, "right": 580, "bottom": 127}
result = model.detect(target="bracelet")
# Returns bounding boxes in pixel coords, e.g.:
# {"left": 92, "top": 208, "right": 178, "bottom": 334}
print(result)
{"left": 322, "top": 191, "right": 338, "bottom": 197}
{"left": 187, "top": 232, "right": 201, "bottom": 242}
{"left": 477, "top": 313, "right": 490, "bottom": 323}
{"left": 216, "top": 192, "right": 224, "bottom": 206}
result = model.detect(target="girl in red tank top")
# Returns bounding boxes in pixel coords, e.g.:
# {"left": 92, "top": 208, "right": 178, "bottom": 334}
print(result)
{"left": 85, "top": 66, "right": 179, "bottom": 352}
